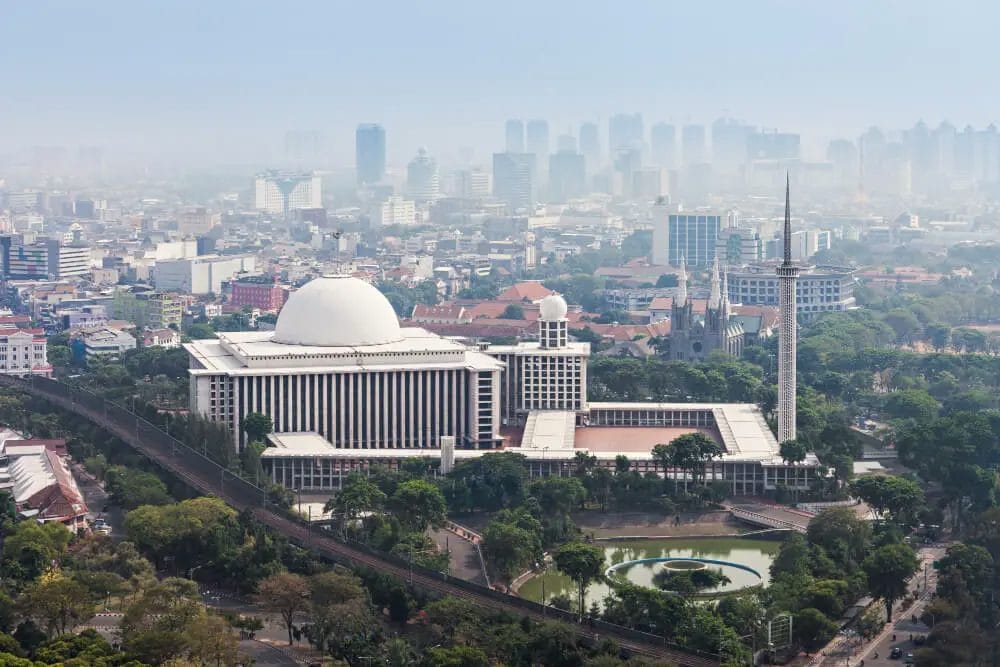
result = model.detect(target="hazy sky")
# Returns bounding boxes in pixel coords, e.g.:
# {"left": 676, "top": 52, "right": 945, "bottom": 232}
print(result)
{"left": 2, "top": 1, "right": 996, "bottom": 166}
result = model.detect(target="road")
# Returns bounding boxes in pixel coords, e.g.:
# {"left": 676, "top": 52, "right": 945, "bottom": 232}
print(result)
{"left": 813, "top": 543, "right": 946, "bottom": 667}
{"left": 72, "top": 462, "right": 124, "bottom": 538}
{"left": 6, "top": 375, "right": 717, "bottom": 667}
{"left": 429, "top": 527, "right": 487, "bottom": 585}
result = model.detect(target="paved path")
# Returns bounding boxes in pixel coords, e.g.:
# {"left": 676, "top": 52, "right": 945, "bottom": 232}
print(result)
{"left": 429, "top": 527, "right": 487, "bottom": 585}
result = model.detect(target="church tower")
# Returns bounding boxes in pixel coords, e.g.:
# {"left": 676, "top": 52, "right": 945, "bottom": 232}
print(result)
{"left": 777, "top": 175, "right": 799, "bottom": 442}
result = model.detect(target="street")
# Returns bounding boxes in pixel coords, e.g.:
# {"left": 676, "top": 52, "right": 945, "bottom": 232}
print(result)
{"left": 815, "top": 543, "right": 946, "bottom": 666}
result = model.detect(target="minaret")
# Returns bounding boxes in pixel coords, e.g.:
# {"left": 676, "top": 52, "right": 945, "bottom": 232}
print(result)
{"left": 707, "top": 256, "right": 721, "bottom": 310}
{"left": 776, "top": 174, "right": 799, "bottom": 442}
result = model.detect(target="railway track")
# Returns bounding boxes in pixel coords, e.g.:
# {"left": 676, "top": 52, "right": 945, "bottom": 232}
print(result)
{"left": 5, "top": 376, "right": 718, "bottom": 667}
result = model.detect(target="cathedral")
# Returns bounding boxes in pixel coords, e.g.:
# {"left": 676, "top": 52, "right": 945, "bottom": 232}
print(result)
{"left": 667, "top": 256, "right": 744, "bottom": 361}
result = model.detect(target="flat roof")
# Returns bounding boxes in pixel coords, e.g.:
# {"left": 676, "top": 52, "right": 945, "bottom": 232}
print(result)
{"left": 521, "top": 411, "right": 576, "bottom": 451}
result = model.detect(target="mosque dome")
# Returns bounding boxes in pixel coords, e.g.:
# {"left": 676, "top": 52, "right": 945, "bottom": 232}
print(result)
{"left": 539, "top": 294, "right": 568, "bottom": 321}
{"left": 272, "top": 275, "right": 403, "bottom": 347}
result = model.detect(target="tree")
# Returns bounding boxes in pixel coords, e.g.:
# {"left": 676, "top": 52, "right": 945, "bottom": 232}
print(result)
{"left": 186, "top": 614, "right": 240, "bottom": 667}
{"left": 925, "top": 323, "right": 952, "bottom": 351}
{"left": 1, "top": 521, "right": 72, "bottom": 582}
{"left": 104, "top": 466, "right": 171, "bottom": 509}
{"left": 500, "top": 304, "right": 524, "bottom": 319}
{"left": 806, "top": 507, "right": 872, "bottom": 571}
{"left": 482, "top": 520, "right": 538, "bottom": 586}
{"left": 863, "top": 543, "right": 918, "bottom": 623}
{"left": 242, "top": 412, "right": 273, "bottom": 444}
{"left": 255, "top": 572, "right": 310, "bottom": 645}
{"left": 794, "top": 607, "right": 838, "bottom": 652}
{"left": 552, "top": 542, "right": 605, "bottom": 617}
{"left": 17, "top": 573, "right": 93, "bottom": 637}
{"left": 185, "top": 323, "right": 217, "bottom": 340}
{"left": 121, "top": 578, "right": 204, "bottom": 665}
{"left": 849, "top": 475, "right": 925, "bottom": 527}
{"left": 779, "top": 439, "right": 809, "bottom": 465}
{"left": 324, "top": 473, "right": 386, "bottom": 525}
{"left": 424, "top": 645, "right": 490, "bottom": 667}
{"left": 446, "top": 452, "right": 528, "bottom": 511}
{"left": 652, "top": 432, "right": 722, "bottom": 492}
{"left": 388, "top": 479, "right": 447, "bottom": 532}
{"left": 884, "top": 389, "right": 939, "bottom": 423}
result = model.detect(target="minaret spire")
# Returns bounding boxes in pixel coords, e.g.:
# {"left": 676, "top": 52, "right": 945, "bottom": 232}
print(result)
{"left": 776, "top": 175, "right": 799, "bottom": 443}
{"left": 783, "top": 172, "right": 792, "bottom": 266}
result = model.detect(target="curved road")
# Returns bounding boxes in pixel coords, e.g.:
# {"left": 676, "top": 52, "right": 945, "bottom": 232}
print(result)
{"left": 4, "top": 376, "right": 717, "bottom": 667}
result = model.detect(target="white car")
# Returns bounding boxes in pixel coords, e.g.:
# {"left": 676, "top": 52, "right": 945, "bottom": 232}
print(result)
{"left": 93, "top": 519, "right": 112, "bottom": 536}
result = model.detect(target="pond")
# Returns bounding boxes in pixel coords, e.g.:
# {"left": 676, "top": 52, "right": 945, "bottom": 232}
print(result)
{"left": 517, "top": 536, "right": 782, "bottom": 607}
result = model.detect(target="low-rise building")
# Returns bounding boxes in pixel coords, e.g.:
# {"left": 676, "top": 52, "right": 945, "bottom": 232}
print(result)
{"left": 71, "top": 327, "right": 137, "bottom": 361}
{"left": 727, "top": 264, "right": 856, "bottom": 318}
{"left": 0, "top": 327, "right": 52, "bottom": 376}
{"left": 143, "top": 328, "right": 181, "bottom": 349}
{"left": 230, "top": 276, "right": 288, "bottom": 312}
{"left": 0, "top": 435, "right": 87, "bottom": 529}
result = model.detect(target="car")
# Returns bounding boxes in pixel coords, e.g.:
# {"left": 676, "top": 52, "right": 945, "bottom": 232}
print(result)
{"left": 914, "top": 635, "right": 926, "bottom": 646}
{"left": 890, "top": 647, "right": 903, "bottom": 659}
{"left": 905, "top": 653, "right": 915, "bottom": 664}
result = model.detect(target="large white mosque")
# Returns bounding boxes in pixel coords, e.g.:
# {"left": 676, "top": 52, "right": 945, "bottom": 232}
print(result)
{"left": 187, "top": 272, "right": 820, "bottom": 494}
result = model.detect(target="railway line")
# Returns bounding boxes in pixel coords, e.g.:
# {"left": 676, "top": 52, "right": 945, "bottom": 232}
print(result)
{"left": 2, "top": 375, "right": 719, "bottom": 667}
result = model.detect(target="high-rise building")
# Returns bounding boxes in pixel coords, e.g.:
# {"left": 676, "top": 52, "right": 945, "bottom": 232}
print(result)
{"left": 526, "top": 120, "right": 549, "bottom": 159}
{"left": 715, "top": 227, "right": 762, "bottom": 266}
{"left": 356, "top": 124, "right": 386, "bottom": 185}
{"left": 493, "top": 153, "right": 535, "bottom": 211}
{"left": 505, "top": 119, "right": 525, "bottom": 153}
{"left": 376, "top": 196, "right": 417, "bottom": 226}
{"left": 609, "top": 113, "right": 644, "bottom": 153}
{"left": 579, "top": 122, "right": 600, "bottom": 170}
{"left": 613, "top": 148, "right": 642, "bottom": 198}
{"left": 712, "top": 118, "right": 752, "bottom": 176}
{"left": 284, "top": 130, "right": 323, "bottom": 164}
{"left": 556, "top": 134, "right": 577, "bottom": 153}
{"left": 776, "top": 176, "right": 799, "bottom": 444}
{"left": 406, "top": 148, "right": 440, "bottom": 202}
{"left": 452, "top": 168, "right": 491, "bottom": 198}
{"left": 651, "top": 207, "right": 721, "bottom": 267}
{"left": 682, "top": 124, "right": 707, "bottom": 166}
{"left": 254, "top": 170, "right": 322, "bottom": 214}
{"left": 651, "top": 123, "right": 677, "bottom": 169}
{"left": 747, "top": 130, "right": 800, "bottom": 161}
{"left": 548, "top": 150, "right": 586, "bottom": 201}
{"left": 5, "top": 240, "right": 90, "bottom": 279}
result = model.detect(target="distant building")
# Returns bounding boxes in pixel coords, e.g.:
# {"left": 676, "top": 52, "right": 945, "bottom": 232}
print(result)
{"left": 376, "top": 196, "right": 417, "bottom": 227}
{"left": 356, "top": 123, "right": 387, "bottom": 185}
{"left": 112, "top": 289, "right": 184, "bottom": 329}
{"left": 5, "top": 240, "right": 89, "bottom": 279}
{"left": 549, "top": 151, "right": 586, "bottom": 201}
{"left": 493, "top": 153, "right": 536, "bottom": 211}
{"left": 716, "top": 227, "right": 763, "bottom": 265}
{"left": 727, "top": 264, "right": 856, "bottom": 318}
{"left": 452, "top": 168, "right": 490, "bottom": 198}
{"left": 253, "top": 171, "right": 322, "bottom": 214}
{"left": 651, "top": 207, "right": 721, "bottom": 267}
{"left": 143, "top": 328, "right": 181, "bottom": 349}
{"left": 230, "top": 276, "right": 288, "bottom": 312}
{"left": 651, "top": 123, "right": 677, "bottom": 169}
{"left": 0, "top": 437, "right": 87, "bottom": 529}
{"left": 0, "top": 327, "right": 52, "bottom": 376}
{"left": 153, "top": 255, "right": 257, "bottom": 296}
{"left": 177, "top": 207, "right": 220, "bottom": 235}
{"left": 71, "top": 327, "right": 137, "bottom": 361}
{"left": 609, "top": 113, "right": 644, "bottom": 153}
{"left": 681, "top": 124, "right": 707, "bottom": 166}
{"left": 578, "top": 122, "right": 601, "bottom": 171}
{"left": 505, "top": 119, "right": 525, "bottom": 153}
{"left": 59, "top": 305, "right": 108, "bottom": 330}
{"left": 406, "top": 148, "right": 440, "bottom": 202}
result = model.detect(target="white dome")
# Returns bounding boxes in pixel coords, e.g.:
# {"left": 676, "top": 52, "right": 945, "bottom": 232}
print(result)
{"left": 272, "top": 275, "right": 403, "bottom": 347}
{"left": 539, "top": 294, "right": 568, "bottom": 321}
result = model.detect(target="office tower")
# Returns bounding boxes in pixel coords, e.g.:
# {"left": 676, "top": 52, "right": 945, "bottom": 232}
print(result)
{"left": 549, "top": 150, "right": 586, "bottom": 201}
{"left": 493, "top": 153, "right": 535, "bottom": 211}
{"left": 712, "top": 118, "right": 751, "bottom": 175}
{"left": 284, "top": 130, "right": 323, "bottom": 164}
{"left": 681, "top": 124, "right": 706, "bottom": 166}
{"left": 747, "top": 130, "right": 800, "bottom": 161}
{"left": 613, "top": 148, "right": 642, "bottom": 198}
{"left": 254, "top": 170, "right": 323, "bottom": 214}
{"left": 526, "top": 120, "right": 549, "bottom": 158}
{"left": 715, "top": 227, "right": 762, "bottom": 266}
{"left": 556, "top": 134, "right": 577, "bottom": 153}
{"left": 579, "top": 122, "right": 600, "bottom": 170}
{"left": 453, "top": 168, "right": 490, "bottom": 198}
{"left": 505, "top": 119, "right": 525, "bottom": 153}
{"left": 356, "top": 124, "right": 386, "bottom": 185}
{"left": 632, "top": 168, "right": 669, "bottom": 199}
{"left": 609, "top": 113, "right": 644, "bottom": 153}
{"left": 406, "top": 148, "right": 440, "bottom": 202}
{"left": 651, "top": 206, "right": 721, "bottom": 267}
{"left": 651, "top": 123, "right": 677, "bottom": 169}
{"left": 777, "top": 176, "right": 799, "bottom": 443}
{"left": 826, "top": 139, "right": 858, "bottom": 190}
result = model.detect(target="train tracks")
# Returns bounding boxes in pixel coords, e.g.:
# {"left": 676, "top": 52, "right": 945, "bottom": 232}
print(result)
{"left": 5, "top": 377, "right": 718, "bottom": 667}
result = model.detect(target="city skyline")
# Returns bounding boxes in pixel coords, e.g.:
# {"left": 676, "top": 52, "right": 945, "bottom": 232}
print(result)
{"left": 5, "top": 1, "right": 1000, "bottom": 165}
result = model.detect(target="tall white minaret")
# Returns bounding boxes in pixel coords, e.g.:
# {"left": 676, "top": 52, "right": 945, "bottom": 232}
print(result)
{"left": 707, "top": 256, "right": 721, "bottom": 310}
{"left": 675, "top": 254, "right": 688, "bottom": 306}
{"left": 777, "top": 174, "right": 799, "bottom": 443}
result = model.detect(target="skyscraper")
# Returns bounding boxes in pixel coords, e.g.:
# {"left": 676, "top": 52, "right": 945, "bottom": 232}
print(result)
{"left": 712, "top": 118, "right": 751, "bottom": 176}
{"left": 356, "top": 124, "right": 386, "bottom": 185}
{"left": 650, "top": 207, "right": 721, "bottom": 267}
{"left": 493, "top": 153, "right": 535, "bottom": 211}
{"left": 609, "top": 113, "right": 644, "bottom": 153}
{"left": 549, "top": 150, "right": 586, "bottom": 201}
{"left": 682, "top": 124, "right": 706, "bottom": 166}
{"left": 579, "top": 122, "right": 600, "bottom": 171}
{"left": 777, "top": 175, "right": 799, "bottom": 443}
{"left": 406, "top": 148, "right": 440, "bottom": 202}
{"left": 526, "top": 120, "right": 550, "bottom": 158}
{"left": 505, "top": 119, "right": 525, "bottom": 153}
{"left": 650, "top": 123, "right": 677, "bottom": 169}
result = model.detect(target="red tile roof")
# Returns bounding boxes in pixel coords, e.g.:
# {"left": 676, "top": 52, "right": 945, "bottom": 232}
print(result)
{"left": 496, "top": 281, "right": 554, "bottom": 302}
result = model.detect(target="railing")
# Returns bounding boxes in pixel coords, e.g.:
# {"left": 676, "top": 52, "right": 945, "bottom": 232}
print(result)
{"left": 1, "top": 375, "right": 719, "bottom": 667}
{"left": 729, "top": 507, "right": 807, "bottom": 534}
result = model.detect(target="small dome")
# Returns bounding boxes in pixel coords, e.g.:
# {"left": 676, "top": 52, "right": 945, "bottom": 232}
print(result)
{"left": 539, "top": 294, "right": 568, "bottom": 321}
{"left": 273, "top": 275, "right": 402, "bottom": 347}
